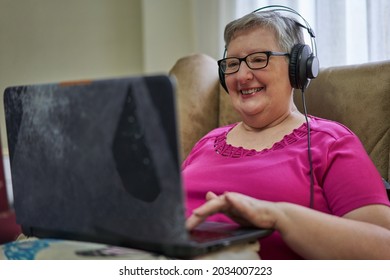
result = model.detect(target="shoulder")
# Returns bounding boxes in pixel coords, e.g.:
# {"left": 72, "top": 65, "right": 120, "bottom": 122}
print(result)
{"left": 308, "top": 116, "right": 367, "bottom": 151}
{"left": 308, "top": 116, "right": 367, "bottom": 158}
{"left": 309, "top": 116, "right": 355, "bottom": 140}
{"left": 195, "top": 123, "right": 237, "bottom": 143}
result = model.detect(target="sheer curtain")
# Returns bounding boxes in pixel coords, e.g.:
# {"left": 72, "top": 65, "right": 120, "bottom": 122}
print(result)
{"left": 199, "top": 0, "right": 390, "bottom": 68}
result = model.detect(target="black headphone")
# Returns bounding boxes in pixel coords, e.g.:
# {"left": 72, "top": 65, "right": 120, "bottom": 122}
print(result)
{"left": 218, "top": 5, "right": 320, "bottom": 92}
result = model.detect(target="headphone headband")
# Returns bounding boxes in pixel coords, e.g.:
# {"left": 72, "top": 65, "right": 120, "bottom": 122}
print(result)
{"left": 251, "top": 5, "right": 317, "bottom": 57}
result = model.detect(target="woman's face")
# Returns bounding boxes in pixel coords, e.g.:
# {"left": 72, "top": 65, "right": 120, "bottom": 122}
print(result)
{"left": 225, "top": 27, "right": 293, "bottom": 127}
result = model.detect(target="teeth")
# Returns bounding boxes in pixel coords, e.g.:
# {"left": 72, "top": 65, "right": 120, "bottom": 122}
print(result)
{"left": 241, "top": 88, "right": 263, "bottom": 95}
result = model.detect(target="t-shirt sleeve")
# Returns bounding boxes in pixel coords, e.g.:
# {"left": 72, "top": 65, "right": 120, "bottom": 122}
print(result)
{"left": 321, "top": 134, "right": 390, "bottom": 216}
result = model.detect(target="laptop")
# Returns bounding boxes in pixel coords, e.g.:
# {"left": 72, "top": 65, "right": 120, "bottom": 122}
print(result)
{"left": 3, "top": 75, "right": 272, "bottom": 258}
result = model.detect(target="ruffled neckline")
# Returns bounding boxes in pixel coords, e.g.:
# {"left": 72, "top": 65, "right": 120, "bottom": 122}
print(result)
{"left": 214, "top": 122, "right": 308, "bottom": 158}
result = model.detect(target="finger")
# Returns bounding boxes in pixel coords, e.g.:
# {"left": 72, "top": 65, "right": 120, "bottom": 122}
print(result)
{"left": 186, "top": 211, "right": 204, "bottom": 230}
{"left": 206, "top": 191, "right": 218, "bottom": 201}
{"left": 185, "top": 195, "right": 228, "bottom": 230}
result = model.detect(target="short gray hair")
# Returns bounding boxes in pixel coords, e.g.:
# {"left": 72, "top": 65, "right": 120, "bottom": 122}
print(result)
{"left": 224, "top": 11, "right": 305, "bottom": 53}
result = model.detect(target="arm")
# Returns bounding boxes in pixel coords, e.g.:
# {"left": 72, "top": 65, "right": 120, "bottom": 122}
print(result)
{"left": 186, "top": 192, "right": 390, "bottom": 259}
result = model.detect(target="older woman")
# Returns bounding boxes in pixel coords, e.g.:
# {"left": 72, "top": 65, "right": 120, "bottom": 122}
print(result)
{"left": 182, "top": 10, "right": 390, "bottom": 259}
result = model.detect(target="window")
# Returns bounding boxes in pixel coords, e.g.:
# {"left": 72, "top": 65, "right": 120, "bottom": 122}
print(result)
{"left": 228, "top": 0, "right": 390, "bottom": 67}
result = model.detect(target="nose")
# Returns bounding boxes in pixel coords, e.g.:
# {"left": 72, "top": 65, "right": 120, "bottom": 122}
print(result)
{"left": 235, "top": 60, "right": 254, "bottom": 84}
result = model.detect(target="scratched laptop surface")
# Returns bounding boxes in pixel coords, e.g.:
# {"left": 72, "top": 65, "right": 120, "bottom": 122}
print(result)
{"left": 3, "top": 75, "right": 272, "bottom": 258}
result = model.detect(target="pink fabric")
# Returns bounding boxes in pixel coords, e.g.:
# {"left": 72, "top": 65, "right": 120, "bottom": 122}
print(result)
{"left": 182, "top": 116, "right": 390, "bottom": 259}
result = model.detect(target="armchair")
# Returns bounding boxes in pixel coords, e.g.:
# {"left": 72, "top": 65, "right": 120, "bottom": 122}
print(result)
{"left": 169, "top": 54, "right": 390, "bottom": 198}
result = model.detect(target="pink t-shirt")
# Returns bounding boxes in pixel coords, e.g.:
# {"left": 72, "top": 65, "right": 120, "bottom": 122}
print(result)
{"left": 182, "top": 116, "right": 390, "bottom": 259}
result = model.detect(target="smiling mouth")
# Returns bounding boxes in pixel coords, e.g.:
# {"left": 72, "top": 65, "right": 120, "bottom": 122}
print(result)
{"left": 240, "top": 87, "right": 264, "bottom": 95}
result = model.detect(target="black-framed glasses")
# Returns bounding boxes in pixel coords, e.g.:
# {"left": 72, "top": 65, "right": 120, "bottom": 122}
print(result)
{"left": 218, "top": 51, "right": 289, "bottom": 74}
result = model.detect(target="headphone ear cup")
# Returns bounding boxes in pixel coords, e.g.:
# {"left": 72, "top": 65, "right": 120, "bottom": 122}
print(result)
{"left": 289, "top": 44, "right": 307, "bottom": 89}
{"left": 218, "top": 67, "right": 229, "bottom": 93}
{"left": 289, "top": 44, "right": 319, "bottom": 90}
{"left": 306, "top": 55, "right": 320, "bottom": 80}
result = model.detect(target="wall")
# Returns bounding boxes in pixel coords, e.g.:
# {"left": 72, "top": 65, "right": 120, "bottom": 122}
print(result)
{"left": 141, "top": 0, "right": 234, "bottom": 72}
{"left": 141, "top": 0, "right": 194, "bottom": 73}
{"left": 0, "top": 0, "right": 145, "bottom": 152}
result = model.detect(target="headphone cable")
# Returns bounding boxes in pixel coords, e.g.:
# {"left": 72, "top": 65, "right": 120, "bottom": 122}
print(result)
{"left": 301, "top": 88, "right": 315, "bottom": 208}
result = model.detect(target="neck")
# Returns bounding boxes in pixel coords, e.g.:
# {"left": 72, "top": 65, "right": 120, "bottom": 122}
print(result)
{"left": 241, "top": 104, "right": 305, "bottom": 133}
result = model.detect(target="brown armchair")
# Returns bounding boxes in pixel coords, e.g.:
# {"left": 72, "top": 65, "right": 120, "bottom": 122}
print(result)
{"left": 169, "top": 53, "right": 390, "bottom": 198}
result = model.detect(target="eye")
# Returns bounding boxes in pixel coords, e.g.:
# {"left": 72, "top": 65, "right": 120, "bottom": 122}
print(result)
{"left": 226, "top": 59, "right": 239, "bottom": 69}
{"left": 249, "top": 54, "right": 267, "bottom": 64}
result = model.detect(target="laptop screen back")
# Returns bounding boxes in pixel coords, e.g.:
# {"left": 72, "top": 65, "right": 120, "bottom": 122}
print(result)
{"left": 4, "top": 75, "right": 189, "bottom": 245}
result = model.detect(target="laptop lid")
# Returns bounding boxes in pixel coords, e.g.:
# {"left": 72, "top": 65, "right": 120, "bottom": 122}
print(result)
{"left": 4, "top": 75, "right": 272, "bottom": 258}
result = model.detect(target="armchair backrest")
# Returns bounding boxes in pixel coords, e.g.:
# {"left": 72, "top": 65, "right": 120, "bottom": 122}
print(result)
{"left": 170, "top": 54, "right": 221, "bottom": 161}
{"left": 170, "top": 54, "right": 390, "bottom": 185}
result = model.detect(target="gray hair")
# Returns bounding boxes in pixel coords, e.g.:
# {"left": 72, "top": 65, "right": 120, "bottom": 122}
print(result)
{"left": 224, "top": 11, "right": 305, "bottom": 53}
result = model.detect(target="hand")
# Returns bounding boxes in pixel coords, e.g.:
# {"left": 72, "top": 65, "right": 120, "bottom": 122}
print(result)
{"left": 186, "top": 191, "right": 280, "bottom": 230}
